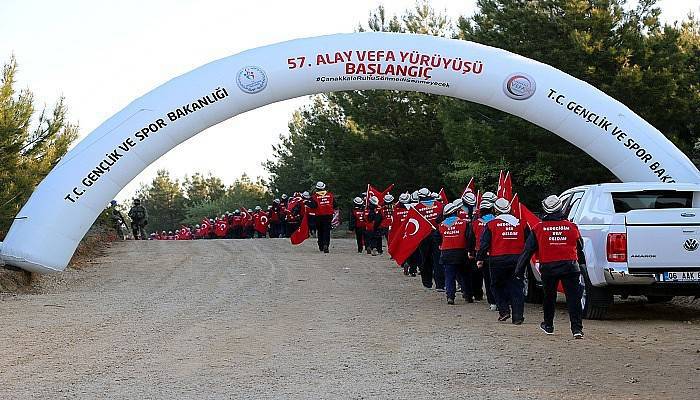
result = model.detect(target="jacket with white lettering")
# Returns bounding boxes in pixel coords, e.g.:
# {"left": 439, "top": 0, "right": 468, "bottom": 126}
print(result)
{"left": 477, "top": 214, "right": 529, "bottom": 268}
{"left": 414, "top": 200, "right": 444, "bottom": 228}
{"left": 348, "top": 206, "right": 365, "bottom": 231}
{"left": 467, "top": 213, "right": 494, "bottom": 257}
{"left": 515, "top": 213, "right": 583, "bottom": 277}
{"left": 437, "top": 216, "right": 469, "bottom": 265}
{"left": 309, "top": 191, "right": 337, "bottom": 216}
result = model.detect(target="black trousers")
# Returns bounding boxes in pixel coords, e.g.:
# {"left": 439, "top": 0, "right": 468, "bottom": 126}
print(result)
{"left": 354, "top": 229, "right": 365, "bottom": 252}
{"left": 316, "top": 214, "right": 333, "bottom": 250}
{"left": 482, "top": 263, "right": 497, "bottom": 305}
{"left": 419, "top": 233, "right": 443, "bottom": 289}
{"left": 308, "top": 215, "right": 317, "bottom": 235}
{"left": 363, "top": 229, "right": 374, "bottom": 252}
{"left": 542, "top": 270, "right": 583, "bottom": 333}
{"left": 490, "top": 266, "right": 524, "bottom": 321}
{"left": 269, "top": 223, "right": 281, "bottom": 238}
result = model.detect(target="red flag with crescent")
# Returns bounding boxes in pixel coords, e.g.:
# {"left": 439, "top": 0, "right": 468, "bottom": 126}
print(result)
{"left": 215, "top": 219, "right": 228, "bottom": 237}
{"left": 388, "top": 207, "right": 433, "bottom": 266}
{"left": 255, "top": 213, "right": 269, "bottom": 234}
{"left": 290, "top": 206, "right": 310, "bottom": 245}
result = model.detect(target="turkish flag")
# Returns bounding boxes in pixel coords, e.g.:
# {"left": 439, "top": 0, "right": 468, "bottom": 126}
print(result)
{"left": 255, "top": 212, "right": 269, "bottom": 234}
{"left": 498, "top": 171, "right": 513, "bottom": 200}
{"left": 215, "top": 220, "right": 228, "bottom": 237}
{"left": 240, "top": 207, "right": 251, "bottom": 224}
{"left": 438, "top": 188, "right": 449, "bottom": 204}
{"left": 497, "top": 170, "right": 504, "bottom": 194}
{"left": 290, "top": 207, "right": 310, "bottom": 245}
{"left": 388, "top": 207, "right": 433, "bottom": 266}
{"left": 461, "top": 177, "right": 476, "bottom": 198}
{"left": 473, "top": 190, "right": 482, "bottom": 218}
{"left": 520, "top": 202, "right": 542, "bottom": 229}
{"left": 367, "top": 183, "right": 395, "bottom": 206}
{"left": 510, "top": 193, "right": 521, "bottom": 219}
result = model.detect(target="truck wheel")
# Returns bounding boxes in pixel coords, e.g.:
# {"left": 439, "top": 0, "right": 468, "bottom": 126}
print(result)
{"left": 646, "top": 295, "right": 674, "bottom": 304}
{"left": 524, "top": 266, "right": 544, "bottom": 304}
{"left": 580, "top": 266, "right": 613, "bottom": 320}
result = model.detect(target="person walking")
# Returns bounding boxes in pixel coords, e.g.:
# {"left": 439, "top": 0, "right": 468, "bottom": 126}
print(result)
{"left": 128, "top": 199, "right": 148, "bottom": 240}
{"left": 516, "top": 195, "right": 585, "bottom": 339}
{"left": 438, "top": 200, "right": 471, "bottom": 305}
{"left": 477, "top": 198, "right": 527, "bottom": 324}
{"left": 308, "top": 181, "right": 337, "bottom": 253}
{"left": 348, "top": 196, "right": 366, "bottom": 253}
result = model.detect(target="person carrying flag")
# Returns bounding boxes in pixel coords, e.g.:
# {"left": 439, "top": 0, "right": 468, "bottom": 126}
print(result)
{"left": 515, "top": 195, "right": 584, "bottom": 339}
{"left": 380, "top": 194, "right": 394, "bottom": 244}
{"left": 437, "top": 199, "right": 472, "bottom": 305}
{"left": 231, "top": 210, "right": 243, "bottom": 239}
{"left": 459, "top": 191, "right": 478, "bottom": 302}
{"left": 253, "top": 206, "right": 269, "bottom": 238}
{"left": 414, "top": 188, "right": 444, "bottom": 290}
{"left": 348, "top": 196, "right": 366, "bottom": 253}
{"left": 469, "top": 195, "right": 499, "bottom": 310}
{"left": 365, "top": 196, "right": 383, "bottom": 256}
{"left": 308, "top": 182, "right": 337, "bottom": 253}
{"left": 477, "top": 198, "right": 527, "bottom": 324}
{"left": 269, "top": 199, "right": 283, "bottom": 238}
{"left": 391, "top": 193, "right": 417, "bottom": 276}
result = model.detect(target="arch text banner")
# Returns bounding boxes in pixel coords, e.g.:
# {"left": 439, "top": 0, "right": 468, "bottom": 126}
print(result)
{"left": 2, "top": 33, "right": 698, "bottom": 272}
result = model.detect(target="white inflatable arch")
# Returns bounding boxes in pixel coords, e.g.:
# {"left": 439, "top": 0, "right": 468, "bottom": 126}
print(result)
{"left": 1, "top": 32, "right": 698, "bottom": 273}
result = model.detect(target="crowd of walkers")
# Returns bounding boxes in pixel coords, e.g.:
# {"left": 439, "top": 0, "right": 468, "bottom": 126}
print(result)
{"left": 109, "top": 173, "right": 585, "bottom": 338}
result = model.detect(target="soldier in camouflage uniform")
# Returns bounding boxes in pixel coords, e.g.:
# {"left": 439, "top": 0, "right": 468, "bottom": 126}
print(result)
{"left": 128, "top": 199, "right": 148, "bottom": 240}
{"left": 109, "top": 200, "right": 127, "bottom": 240}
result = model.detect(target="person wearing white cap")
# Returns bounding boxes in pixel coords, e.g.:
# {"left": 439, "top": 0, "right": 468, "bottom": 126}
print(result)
{"left": 459, "top": 191, "right": 477, "bottom": 220}
{"left": 365, "top": 196, "right": 383, "bottom": 256}
{"left": 468, "top": 198, "right": 498, "bottom": 310}
{"left": 458, "top": 191, "right": 480, "bottom": 302}
{"left": 301, "top": 191, "right": 317, "bottom": 238}
{"left": 393, "top": 193, "right": 418, "bottom": 276}
{"left": 269, "top": 199, "right": 283, "bottom": 238}
{"left": 476, "top": 198, "right": 527, "bottom": 324}
{"left": 308, "top": 181, "right": 338, "bottom": 253}
{"left": 438, "top": 199, "right": 472, "bottom": 304}
{"left": 516, "top": 195, "right": 584, "bottom": 339}
{"left": 481, "top": 191, "right": 498, "bottom": 204}
{"left": 348, "top": 197, "right": 367, "bottom": 253}
{"left": 380, "top": 194, "right": 395, "bottom": 244}
{"left": 414, "top": 188, "right": 446, "bottom": 290}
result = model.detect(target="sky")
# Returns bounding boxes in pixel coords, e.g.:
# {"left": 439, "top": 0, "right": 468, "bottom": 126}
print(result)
{"left": 2, "top": 0, "right": 698, "bottom": 201}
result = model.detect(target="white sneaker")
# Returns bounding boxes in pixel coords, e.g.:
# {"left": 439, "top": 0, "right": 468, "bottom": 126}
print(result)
{"left": 489, "top": 304, "right": 498, "bottom": 311}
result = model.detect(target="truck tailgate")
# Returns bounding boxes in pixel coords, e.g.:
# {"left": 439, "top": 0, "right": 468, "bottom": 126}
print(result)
{"left": 626, "top": 209, "right": 700, "bottom": 270}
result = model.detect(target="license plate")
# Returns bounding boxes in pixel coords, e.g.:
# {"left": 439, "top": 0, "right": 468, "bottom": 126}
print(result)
{"left": 663, "top": 271, "right": 700, "bottom": 282}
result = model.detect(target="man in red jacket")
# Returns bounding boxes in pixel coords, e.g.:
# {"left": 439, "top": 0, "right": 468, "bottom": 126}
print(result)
{"left": 414, "top": 188, "right": 445, "bottom": 290}
{"left": 438, "top": 200, "right": 471, "bottom": 305}
{"left": 516, "top": 195, "right": 584, "bottom": 338}
{"left": 477, "top": 198, "right": 527, "bottom": 324}
{"left": 348, "top": 196, "right": 366, "bottom": 253}
{"left": 308, "top": 181, "right": 337, "bottom": 253}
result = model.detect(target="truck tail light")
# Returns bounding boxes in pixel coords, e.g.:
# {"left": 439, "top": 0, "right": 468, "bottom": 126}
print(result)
{"left": 607, "top": 233, "right": 627, "bottom": 262}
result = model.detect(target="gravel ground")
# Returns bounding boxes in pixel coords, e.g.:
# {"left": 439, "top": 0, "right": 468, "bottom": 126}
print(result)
{"left": 0, "top": 238, "right": 699, "bottom": 399}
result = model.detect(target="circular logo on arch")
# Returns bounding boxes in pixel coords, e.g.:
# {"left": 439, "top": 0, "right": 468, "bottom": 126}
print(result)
{"left": 503, "top": 73, "right": 536, "bottom": 100}
{"left": 236, "top": 66, "right": 268, "bottom": 94}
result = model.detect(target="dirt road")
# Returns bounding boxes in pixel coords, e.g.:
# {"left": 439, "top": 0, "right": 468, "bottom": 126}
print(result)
{"left": 1, "top": 238, "right": 698, "bottom": 399}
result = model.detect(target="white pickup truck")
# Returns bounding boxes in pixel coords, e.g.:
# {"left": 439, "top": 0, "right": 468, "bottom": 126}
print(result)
{"left": 524, "top": 183, "right": 700, "bottom": 319}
